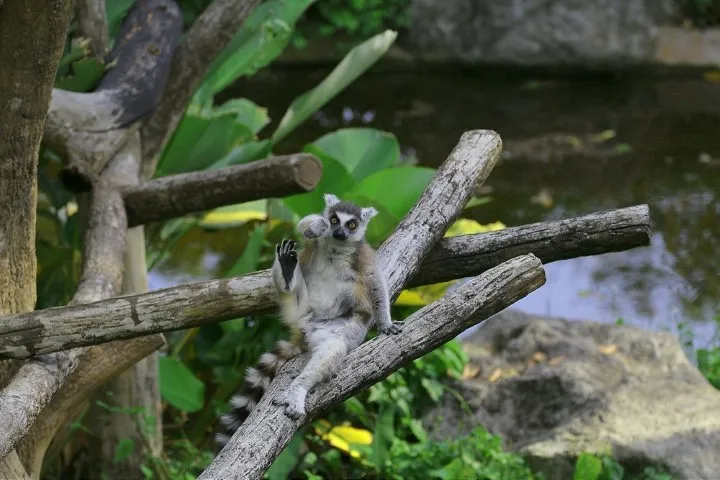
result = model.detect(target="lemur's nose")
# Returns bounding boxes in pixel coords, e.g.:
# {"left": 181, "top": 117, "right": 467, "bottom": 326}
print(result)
{"left": 333, "top": 230, "right": 347, "bottom": 240}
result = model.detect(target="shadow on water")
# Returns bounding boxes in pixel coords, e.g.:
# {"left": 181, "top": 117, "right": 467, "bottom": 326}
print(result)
{"left": 150, "top": 67, "right": 720, "bottom": 346}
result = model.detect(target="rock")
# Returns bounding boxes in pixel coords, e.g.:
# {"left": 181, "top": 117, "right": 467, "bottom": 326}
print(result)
{"left": 424, "top": 310, "right": 720, "bottom": 480}
{"left": 405, "top": 0, "right": 680, "bottom": 66}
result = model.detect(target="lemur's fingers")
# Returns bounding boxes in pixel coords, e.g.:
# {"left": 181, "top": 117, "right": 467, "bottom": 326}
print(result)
{"left": 288, "top": 240, "right": 296, "bottom": 251}
{"left": 275, "top": 243, "right": 281, "bottom": 256}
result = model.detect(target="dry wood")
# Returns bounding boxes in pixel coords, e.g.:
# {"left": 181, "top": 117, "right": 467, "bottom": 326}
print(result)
{"left": 124, "top": 154, "right": 322, "bottom": 226}
{"left": 408, "top": 204, "right": 652, "bottom": 287}
{"left": 74, "top": 0, "right": 109, "bottom": 61}
{"left": 45, "top": 0, "right": 183, "bottom": 192}
{"left": 200, "top": 129, "right": 503, "bottom": 477}
{"left": 201, "top": 254, "right": 545, "bottom": 478}
{"left": 0, "top": 204, "right": 651, "bottom": 358}
{"left": 140, "top": 0, "right": 261, "bottom": 176}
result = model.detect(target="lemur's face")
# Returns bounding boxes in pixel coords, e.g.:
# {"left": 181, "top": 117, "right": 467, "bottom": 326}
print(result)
{"left": 323, "top": 194, "right": 378, "bottom": 242}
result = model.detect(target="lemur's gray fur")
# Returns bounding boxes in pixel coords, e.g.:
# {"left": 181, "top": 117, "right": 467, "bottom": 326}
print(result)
{"left": 216, "top": 194, "right": 400, "bottom": 446}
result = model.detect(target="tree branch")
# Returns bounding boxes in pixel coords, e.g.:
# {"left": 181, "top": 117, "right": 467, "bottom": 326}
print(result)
{"left": 45, "top": 0, "right": 183, "bottom": 192}
{"left": 140, "top": 0, "right": 261, "bottom": 177}
{"left": 74, "top": 0, "right": 109, "bottom": 61}
{"left": 0, "top": 205, "right": 651, "bottom": 358}
{"left": 124, "top": 154, "right": 322, "bottom": 226}
{"left": 202, "top": 254, "right": 546, "bottom": 478}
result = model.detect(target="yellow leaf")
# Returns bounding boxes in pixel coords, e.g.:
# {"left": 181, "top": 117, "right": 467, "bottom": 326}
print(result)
{"left": 548, "top": 356, "right": 566, "bottom": 366}
{"left": 445, "top": 218, "right": 506, "bottom": 237}
{"left": 488, "top": 368, "right": 503, "bottom": 383}
{"left": 704, "top": 70, "right": 720, "bottom": 83}
{"left": 314, "top": 422, "right": 373, "bottom": 459}
{"left": 201, "top": 209, "right": 266, "bottom": 227}
{"left": 589, "top": 129, "right": 617, "bottom": 142}
{"left": 396, "top": 281, "right": 455, "bottom": 307}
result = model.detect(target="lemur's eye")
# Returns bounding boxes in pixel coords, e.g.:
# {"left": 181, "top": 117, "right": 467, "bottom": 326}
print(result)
{"left": 330, "top": 216, "right": 338, "bottom": 224}
{"left": 347, "top": 221, "right": 357, "bottom": 229}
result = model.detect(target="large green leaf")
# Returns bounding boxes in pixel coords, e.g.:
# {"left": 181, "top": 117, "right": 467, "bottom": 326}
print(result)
{"left": 271, "top": 30, "right": 397, "bottom": 145}
{"left": 210, "top": 140, "right": 272, "bottom": 169}
{"left": 347, "top": 167, "right": 435, "bottom": 219}
{"left": 158, "top": 99, "right": 267, "bottom": 176}
{"left": 371, "top": 404, "right": 395, "bottom": 471}
{"left": 158, "top": 356, "right": 205, "bottom": 413}
{"left": 574, "top": 453, "right": 603, "bottom": 480}
{"left": 283, "top": 155, "right": 356, "bottom": 217}
{"left": 265, "top": 431, "right": 304, "bottom": 480}
{"left": 304, "top": 128, "right": 400, "bottom": 181}
{"left": 202, "top": 0, "right": 317, "bottom": 95}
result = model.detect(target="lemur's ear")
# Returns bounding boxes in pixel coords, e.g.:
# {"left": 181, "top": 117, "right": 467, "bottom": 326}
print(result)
{"left": 361, "top": 207, "right": 378, "bottom": 220}
{"left": 324, "top": 193, "right": 340, "bottom": 207}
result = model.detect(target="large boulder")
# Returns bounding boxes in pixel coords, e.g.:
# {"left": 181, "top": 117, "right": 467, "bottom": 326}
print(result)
{"left": 405, "top": 0, "right": 679, "bottom": 66}
{"left": 424, "top": 310, "right": 720, "bottom": 480}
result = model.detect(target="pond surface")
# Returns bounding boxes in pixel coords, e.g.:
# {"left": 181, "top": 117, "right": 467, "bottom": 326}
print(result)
{"left": 149, "top": 68, "right": 720, "bottom": 348}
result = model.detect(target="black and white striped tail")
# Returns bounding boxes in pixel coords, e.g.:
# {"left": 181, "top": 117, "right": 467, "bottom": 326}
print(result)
{"left": 215, "top": 339, "right": 304, "bottom": 446}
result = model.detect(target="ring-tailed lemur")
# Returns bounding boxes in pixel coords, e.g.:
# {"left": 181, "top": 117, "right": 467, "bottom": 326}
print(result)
{"left": 216, "top": 194, "right": 401, "bottom": 446}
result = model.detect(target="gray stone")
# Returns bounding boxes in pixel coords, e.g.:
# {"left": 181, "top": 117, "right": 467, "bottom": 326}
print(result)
{"left": 423, "top": 310, "right": 720, "bottom": 480}
{"left": 406, "top": 0, "right": 680, "bottom": 66}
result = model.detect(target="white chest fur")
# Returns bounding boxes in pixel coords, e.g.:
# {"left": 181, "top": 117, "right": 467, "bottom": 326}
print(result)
{"left": 303, "top": 241, "right": 357, "bottom": 318}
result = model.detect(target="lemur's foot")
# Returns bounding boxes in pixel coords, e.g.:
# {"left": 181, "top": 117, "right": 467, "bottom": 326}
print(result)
{"left": 276, "top": 239, "right": 298, "bottom": 290}
{"left": 272, "top": 386, "right": 307, "bottom": 420}
{"left": 379, "top": 321, "right": 402, "bottom": 335}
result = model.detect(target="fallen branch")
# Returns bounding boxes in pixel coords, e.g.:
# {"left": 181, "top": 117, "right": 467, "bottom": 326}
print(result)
{"left": 141, "top": 0, "right": 261, "bottom": 176}
{"left": 45, "top": 0, "right": 183, "bottom": 191}
{"left": 201, "top": 254, "right": 545, "bottom": 478}
{"left": 124, "top": 154, "right": 322, "bottom": 226}
{"left": 0, "top": 204, "right": 651, "bottom": 358}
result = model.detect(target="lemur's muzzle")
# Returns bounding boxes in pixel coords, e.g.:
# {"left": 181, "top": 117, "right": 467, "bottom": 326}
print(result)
{"left": 332, "top": 229, "right": 348, "bottom": 240}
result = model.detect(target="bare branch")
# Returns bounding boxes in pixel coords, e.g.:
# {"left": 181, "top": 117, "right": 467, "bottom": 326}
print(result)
{"left": 75, "top": 0, "right": 109, "bottom": 61}
{"left": 201, "top": 254, "right": 546, "bottom": 478}
{"left": 408, "top": 204, "right": 652, "bottom": 287}
{"left": 45, "top": 0, "right": 183, "bottom": 192}
{"left": 0, "top": 205, "right": 651, "bottom": 358}
{"left": 141, "top": 0, "right": 261, "bottom": 177}
{"left": 124, "top": 154, "right": 322, "bottom": 226}
{"left": 378, "top": 130, "right": 502, "bottom": 296}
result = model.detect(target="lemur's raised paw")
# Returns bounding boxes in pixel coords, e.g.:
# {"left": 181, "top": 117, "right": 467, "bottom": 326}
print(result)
{"left": 379, "top": 321, "right": 403, "bottom": 335}
{"left": 276, "top": 239, "right": 298, "bottom": 290}
{"left": 272, "top": 387, "right": 307, "bottom": 420}
{"left": 302, "top": 217, "right": 330, "bottom": 239}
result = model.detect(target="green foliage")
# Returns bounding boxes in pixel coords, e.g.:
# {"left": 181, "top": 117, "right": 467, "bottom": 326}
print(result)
{"left": 680, "top": 0, "right": 720, "bottom": 27}
{"left": 572, "top": 454, "right": 674, "bottom": 480}
{"left": 301, "top": 0, "right": 411, "bottom": 40}
{"left": 575, "top": 453, "right": 603, "bottom": 480}
{"left": 158, "top": 357, "right": 206, "bottom": 413}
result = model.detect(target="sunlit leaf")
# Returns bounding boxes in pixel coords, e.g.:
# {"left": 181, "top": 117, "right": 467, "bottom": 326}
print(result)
{"left": 574, "top": 453, "right": 603, "bottom": 480}
{"left": 158, "top": 357, "right": 205, "bottom": 412}
{"left": 283, "top": 156, "right": 355, "bottom": 217}
{"left": 201, "top": 200, "right": 268, "bottom": 228}
{"left": 346, "top": 166, "right": 435, "bottom": 219}
{"left": 305, "top": 128, "right": 400, "bottom": 180}
{"left": 444, "top": 218, "right": 506, "bottom": 237}
{"left": 271, "top": 30, "right": 397, "bottom": 145}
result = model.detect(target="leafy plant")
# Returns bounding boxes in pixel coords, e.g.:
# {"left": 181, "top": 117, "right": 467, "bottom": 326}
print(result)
{"left": 300, "top": 0, "right": 411, "bottom": 40}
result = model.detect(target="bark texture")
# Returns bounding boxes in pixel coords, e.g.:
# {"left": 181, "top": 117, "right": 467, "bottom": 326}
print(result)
{"left": 201, "top": 255, "right": 545, "bottom": 478}
{"left": 124, "top": 154, "right": 322, "bottom": 226}
{"left": 141, "top": 0, "right": 261, "bottom": 175}
{"left": 75, "top": 0, "right": 109, "bottom": 60}
{"left": 0, "top": 0, "right": 74, "bottom": 474}
{"left": 0, "top": 205, "right": 652, "bottom": 357}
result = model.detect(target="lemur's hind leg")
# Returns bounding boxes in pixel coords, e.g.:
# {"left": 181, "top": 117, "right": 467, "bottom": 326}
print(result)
{"left": 272, "top": 316, "right": 367, "bottom": 419}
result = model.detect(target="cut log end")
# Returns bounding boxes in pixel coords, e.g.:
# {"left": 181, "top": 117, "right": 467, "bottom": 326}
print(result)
{"left": 293, "top": 155, "right": 322, "bottom": 191}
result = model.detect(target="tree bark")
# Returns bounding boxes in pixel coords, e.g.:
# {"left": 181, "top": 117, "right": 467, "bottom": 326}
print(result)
{"left": 141, "top": 0, "right": 261, "bottom": 175}
{"left": 201, "top": 255, "right": 546, "bottom": 479}
{"left": 124, "top": 154, "right": 322, "bottom": 226}
{"left": 75, "top": 0, "right": 109, "bottom": 61}
{"left": 0, "top": 204, "right": 652, "bottom": 357}
{"left": 0, "top": 0, "right": 74, "bottom": 475}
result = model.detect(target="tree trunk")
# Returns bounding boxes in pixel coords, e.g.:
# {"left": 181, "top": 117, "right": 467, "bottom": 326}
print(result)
{"left": 0, "top": 0, "right": 74, "bottom": 476}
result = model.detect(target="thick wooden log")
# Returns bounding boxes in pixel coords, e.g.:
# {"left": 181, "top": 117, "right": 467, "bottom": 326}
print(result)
{"left": 201, "top": 255, "right": 546, "bottom": 479}
{"left": 45, "top": 0, "right": 183, "bottom": 192}
{"left": 0, "top": 204, "right": 651, "bottom": 358}
{"left": 124, "top": 154, "right": 322, "bottom": 226}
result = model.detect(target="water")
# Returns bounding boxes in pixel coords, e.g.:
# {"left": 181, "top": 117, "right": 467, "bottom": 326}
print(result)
{"left": 149, "top": 68, "right": 720, "bottom": 347}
